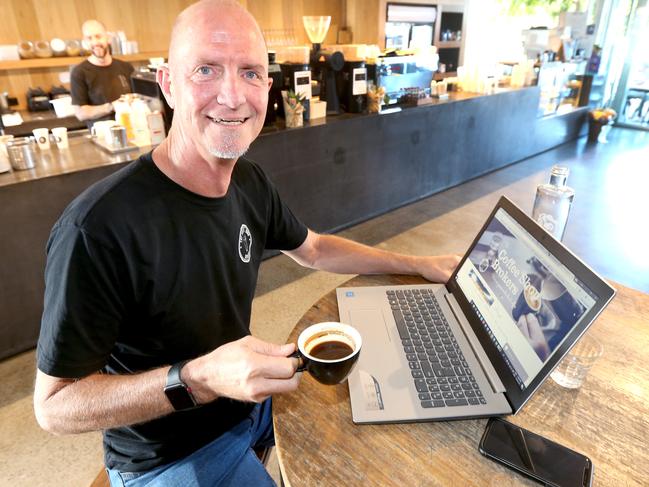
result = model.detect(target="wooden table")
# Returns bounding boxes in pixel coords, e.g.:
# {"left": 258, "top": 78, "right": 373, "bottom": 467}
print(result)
{"left": 273, "top": 274, "right": 649, "bottom": 486}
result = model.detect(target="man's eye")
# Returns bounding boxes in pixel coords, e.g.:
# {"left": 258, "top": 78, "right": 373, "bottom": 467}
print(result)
{"left": 244, "top": 71, "right": 261, "bottom": 80}
{"left": 197, "top": 66, "right": 213, "bottom": 76}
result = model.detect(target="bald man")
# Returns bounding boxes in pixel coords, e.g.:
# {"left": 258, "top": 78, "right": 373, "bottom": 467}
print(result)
{"left": 70, "top": 20, "right": 134, "bottom": 124}
{"left": 34, "top": 1, "right": 459, "bottom": 485}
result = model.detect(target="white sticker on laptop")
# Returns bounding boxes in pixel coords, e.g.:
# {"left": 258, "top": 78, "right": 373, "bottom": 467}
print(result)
{"left": 358, "top": 370, "right": 384, "bottom": 410}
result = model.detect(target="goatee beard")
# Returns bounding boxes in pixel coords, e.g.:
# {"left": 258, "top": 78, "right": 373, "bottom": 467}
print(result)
{"left": 208, "top": 133, "right": 248, "bottom": 159}
{"left": 208, "top": 146, "right": 248, "bottom": 159}
{"left": 93, "top": 46, "right": 108, "bottom": 59}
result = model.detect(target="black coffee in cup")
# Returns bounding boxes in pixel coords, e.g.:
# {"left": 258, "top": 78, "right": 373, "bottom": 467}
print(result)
{"left": 293, "top": 322, "right": 362, "bottom": 385}
{"left": 309, "top": 340, "right": 354, "bottom": 360}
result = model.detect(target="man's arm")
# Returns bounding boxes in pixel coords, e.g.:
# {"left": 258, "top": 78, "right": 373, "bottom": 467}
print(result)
{"left": 283, "top": 229, "right": 461, "bottom": 283}
{"left": 34, "top": 336, "right": 299, "bottom": 435}
{"left": 74, "top": 102, "right": 113, "bottom": 122}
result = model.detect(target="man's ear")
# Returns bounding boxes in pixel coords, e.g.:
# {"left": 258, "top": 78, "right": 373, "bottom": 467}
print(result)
{"left": 156, "top": 64, "right": 175, "bottom": 109}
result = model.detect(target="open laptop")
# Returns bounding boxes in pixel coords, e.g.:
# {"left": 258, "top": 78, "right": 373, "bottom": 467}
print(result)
{"left": 337, "top": 196, "right": 615, "bottom": 423}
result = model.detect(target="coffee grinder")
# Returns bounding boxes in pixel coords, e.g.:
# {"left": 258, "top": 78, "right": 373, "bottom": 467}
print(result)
{"left": 303, "top": 16, "right": 345, "bottom": 115}
{"left": 337, "top": 60, "right": 368, "bottom": 113}
{"left": 265, "top": 51, "right": 284, "bottom": 126}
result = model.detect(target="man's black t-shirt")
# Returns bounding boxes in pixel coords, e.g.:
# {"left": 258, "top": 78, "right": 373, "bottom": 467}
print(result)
{"left": 70, "top": 59, "right": 134, "bottom": 124}
{"left": 36, "top": 153, "right": 308, "bottom": 472}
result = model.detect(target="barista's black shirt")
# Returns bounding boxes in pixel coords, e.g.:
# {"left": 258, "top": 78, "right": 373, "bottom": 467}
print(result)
{"left": 70, "top": 59, "right": 134, "bottom": 124}
{"left": 36, "top": 153, "right": 308, "bottom": 472}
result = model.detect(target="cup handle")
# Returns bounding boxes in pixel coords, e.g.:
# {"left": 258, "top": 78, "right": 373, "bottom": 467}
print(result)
{"left": 289, "top": 350, "right": 306, "bottom": 372}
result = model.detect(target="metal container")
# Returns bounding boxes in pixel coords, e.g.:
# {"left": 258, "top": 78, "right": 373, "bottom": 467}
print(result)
{"left": 6, "top": 137, "right": 37, "bottom": 170}
{"left": 108, "top": 125, "right": 128, "bottom": 149}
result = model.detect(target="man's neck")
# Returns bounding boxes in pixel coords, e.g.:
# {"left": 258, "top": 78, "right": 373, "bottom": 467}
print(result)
{"left": 88, "top": 54, "right": 113, "bottom": 67}
{"left": 151, "top": 131, "right": 236, "bottom": 198}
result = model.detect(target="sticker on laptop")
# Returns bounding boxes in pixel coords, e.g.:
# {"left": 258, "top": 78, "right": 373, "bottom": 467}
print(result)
{"left": 358, "top": 370, "right": 384, "bottom": 411}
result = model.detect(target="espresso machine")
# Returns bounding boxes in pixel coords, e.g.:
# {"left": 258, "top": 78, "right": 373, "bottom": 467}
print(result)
{"left": 303, "top": 16, "right": 345, "bottom": 115}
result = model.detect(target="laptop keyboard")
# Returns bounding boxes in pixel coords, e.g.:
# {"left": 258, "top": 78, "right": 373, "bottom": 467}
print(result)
{"left": 387, "top": 289, "right": 487, "bottom": 409}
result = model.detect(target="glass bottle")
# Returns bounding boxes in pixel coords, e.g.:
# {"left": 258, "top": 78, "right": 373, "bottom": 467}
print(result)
{"left": 531, "top": 165, "right": 575, "bottom": 241}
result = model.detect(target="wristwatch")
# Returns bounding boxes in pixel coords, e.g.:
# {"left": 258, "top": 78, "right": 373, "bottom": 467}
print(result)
{"left": 164, "top": 360, "right": 197, "bottom": 411}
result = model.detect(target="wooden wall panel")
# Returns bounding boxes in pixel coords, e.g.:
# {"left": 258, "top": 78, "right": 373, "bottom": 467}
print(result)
{"left": 346, "top": 0, "right": 381, "bottom": 45}
{"left": 0, "top": 0, "right": 348, "bottom": 110}
{"left": 244, "top": 0, "right": 344, "bottom": 45}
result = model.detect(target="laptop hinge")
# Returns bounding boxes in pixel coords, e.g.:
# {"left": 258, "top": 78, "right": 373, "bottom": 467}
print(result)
{"left": 444, "top": 293, "right": 507, "bottom": 394}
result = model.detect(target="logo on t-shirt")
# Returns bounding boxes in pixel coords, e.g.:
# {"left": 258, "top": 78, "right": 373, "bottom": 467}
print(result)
{"left": 238, "top": 224, "right": 252, "bottom": 263}
{"left": 118, "top": 74, "right": 129, "bottom": 91}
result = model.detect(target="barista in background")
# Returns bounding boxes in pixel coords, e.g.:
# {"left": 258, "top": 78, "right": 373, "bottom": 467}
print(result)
{"left": 70, "top": 20, "right": 134, "bottom": 126}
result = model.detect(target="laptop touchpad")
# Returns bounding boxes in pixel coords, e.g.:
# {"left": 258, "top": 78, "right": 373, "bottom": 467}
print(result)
{"left": 349, "top": 309, "right": 392, "bottom": 344}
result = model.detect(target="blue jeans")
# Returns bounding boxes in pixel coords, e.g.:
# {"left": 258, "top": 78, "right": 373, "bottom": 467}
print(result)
{"left": 107, "top": 398, "right": 276, "bottom": 486}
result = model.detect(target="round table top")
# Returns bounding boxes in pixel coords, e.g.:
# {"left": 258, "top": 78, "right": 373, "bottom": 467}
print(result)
{"left": 273, "top": 274, "right": 649, "bottom": 486}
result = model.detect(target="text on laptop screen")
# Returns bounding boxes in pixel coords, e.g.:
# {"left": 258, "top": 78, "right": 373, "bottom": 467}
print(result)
{"left": 454, "top": 208, "right": 598, "bottom": 389}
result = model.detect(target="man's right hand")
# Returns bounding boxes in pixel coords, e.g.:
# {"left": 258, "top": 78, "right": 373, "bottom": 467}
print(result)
{"left": 183, "top": 336, "right": 301, "bottom": 404}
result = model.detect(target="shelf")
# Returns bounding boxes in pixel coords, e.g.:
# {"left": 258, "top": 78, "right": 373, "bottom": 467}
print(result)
{"left": 0, "top": 51, "right": 167, "bottom": 71}
{"left": 433, "top": 71, "right": 458, "bottom": 81}
{"left": 436, "top": 41, "right": 461, "bottom": 49}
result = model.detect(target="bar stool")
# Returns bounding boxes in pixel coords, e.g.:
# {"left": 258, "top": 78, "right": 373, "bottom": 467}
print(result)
{"left": 89, "top": 469, "right": 109, "bottom": 487}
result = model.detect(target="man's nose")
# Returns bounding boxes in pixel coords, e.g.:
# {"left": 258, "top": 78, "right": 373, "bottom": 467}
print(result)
{"left": 216, "top": 72, "right": 246, "bottom": 109}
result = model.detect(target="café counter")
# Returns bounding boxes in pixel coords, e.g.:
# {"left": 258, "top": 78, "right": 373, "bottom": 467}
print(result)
{"left": 0, "top": 86, "right": 587, "bottom": 360}
{"left": 2, "top": 109, "right": 87, "bottom": 137}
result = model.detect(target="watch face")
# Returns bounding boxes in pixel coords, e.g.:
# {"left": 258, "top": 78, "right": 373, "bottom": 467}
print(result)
{"left": 164, "top": 384, "right": 197, "bottom": 411}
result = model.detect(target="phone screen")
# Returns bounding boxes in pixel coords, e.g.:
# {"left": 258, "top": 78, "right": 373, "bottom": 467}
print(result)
{"left": 479, "top": 418, "right": 592, "bottom": 487}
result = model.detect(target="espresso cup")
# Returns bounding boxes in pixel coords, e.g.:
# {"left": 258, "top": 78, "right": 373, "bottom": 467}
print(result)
{"left": 292, "top": 322, "right": 362, "bottom": 385}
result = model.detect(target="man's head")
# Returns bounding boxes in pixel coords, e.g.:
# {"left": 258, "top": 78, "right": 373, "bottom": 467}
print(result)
{"left": 82, "top": 20, "right": 110, "bottom": 61}
{"left": 158, "top": 0, "right": 270, "bottom": 162}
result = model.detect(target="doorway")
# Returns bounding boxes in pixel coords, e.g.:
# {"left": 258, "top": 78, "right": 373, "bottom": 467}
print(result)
{"left": 609, "top": 2, "right": 649, "bottom": 129}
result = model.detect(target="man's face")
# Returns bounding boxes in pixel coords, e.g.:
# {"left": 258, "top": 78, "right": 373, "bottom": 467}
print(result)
{"left": 83, "top": 23, "right": 110, "bottom": 59}
{"left": 167, "top": 11, "right": 270, "bottom": 160}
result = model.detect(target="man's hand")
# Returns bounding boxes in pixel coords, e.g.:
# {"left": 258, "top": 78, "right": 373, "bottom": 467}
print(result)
{"left": 517, "top": 313, "right": 550, "bottom": 360}
{"left": 184, "top": 336, "right": 301, "bottom": 404}
{"left": 416, "top": 254, "right": 462, "bottom": 283}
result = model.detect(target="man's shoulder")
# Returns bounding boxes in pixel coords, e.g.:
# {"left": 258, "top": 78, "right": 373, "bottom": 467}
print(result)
{"left": 70, "top": 59, "right": 93, "bottom": 75}
{"left": 234, "top": 157, "right": 266, "bottom": 180}
{"left": 111, "top": 58, "right": 135, "bottom": 73}
{"left": 233, "top": 157, "right": 272, "bottom": 189}
{"left": 58, "top": 153, "right": 153, "bottom": 229}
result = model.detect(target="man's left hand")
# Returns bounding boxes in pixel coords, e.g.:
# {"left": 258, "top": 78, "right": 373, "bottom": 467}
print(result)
{"left": 417, "top": 254, "right": 462, "bottom": 283}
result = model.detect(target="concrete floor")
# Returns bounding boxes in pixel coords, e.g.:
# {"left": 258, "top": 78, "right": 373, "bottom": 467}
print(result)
{"left": 1, "top": 127, "right": 647, "bottom": 487}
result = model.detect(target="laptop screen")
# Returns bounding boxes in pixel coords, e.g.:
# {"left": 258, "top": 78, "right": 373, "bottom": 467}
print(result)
{"left": 453, "top": 207, "right": 599, "bottom": 389}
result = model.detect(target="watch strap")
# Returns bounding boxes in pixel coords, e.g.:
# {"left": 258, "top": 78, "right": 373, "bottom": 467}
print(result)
{"left": 165, "top": 360, "right": 197, "bottom": 410}
{"left": 167, "top": 360, "right": 190, "bottom": 386}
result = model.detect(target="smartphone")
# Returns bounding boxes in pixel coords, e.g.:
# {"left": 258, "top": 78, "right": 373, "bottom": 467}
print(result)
{"left": 479, "top": 418, "right": 593, "bottom": 487}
